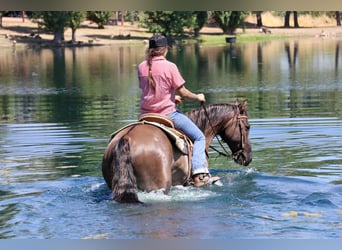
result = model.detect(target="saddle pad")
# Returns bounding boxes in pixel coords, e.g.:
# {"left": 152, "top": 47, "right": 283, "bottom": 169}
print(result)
{"left": 109, "top": 121, "right": 191, "bottom": 155}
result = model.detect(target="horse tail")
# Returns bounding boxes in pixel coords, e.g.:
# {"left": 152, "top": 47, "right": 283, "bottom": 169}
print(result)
{"left": 111, "top": 135, "right": 142, "bottom": 204}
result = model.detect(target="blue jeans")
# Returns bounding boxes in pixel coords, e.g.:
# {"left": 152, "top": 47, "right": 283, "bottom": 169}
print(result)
{"left": 168, "top": 110, "right": 209, "bottom": 175}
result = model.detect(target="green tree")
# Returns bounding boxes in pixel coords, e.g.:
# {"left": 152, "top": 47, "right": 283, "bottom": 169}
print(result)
{"left": 32, "top": 11, "right": 69, "bottom": 44}
{"left": 327, "top": 11, "right": 341, "bottom": 26}
{"left": 67, "top": 11, "right": 85, "bottom": 43}
{"left": 193, "top": 11, "right": 208, "bottom": 37}
{"left": 32, "top": 11, "right": 84, "bottom": 45}
{"left": 125, "top": 11, "right": 139, "bottom": 24}
{"left": 86, "top": 11, "right": 112, "bottom": 29}
{"left": 140, "top": 11, "right": 195, "bottom": 37}
{"left": 211, "top": 11, "right": 245, "bottom": 34}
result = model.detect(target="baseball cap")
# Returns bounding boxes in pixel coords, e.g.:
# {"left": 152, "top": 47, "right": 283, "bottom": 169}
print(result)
{"left": 149, "top": 34, "right": 168, "bottom": 49}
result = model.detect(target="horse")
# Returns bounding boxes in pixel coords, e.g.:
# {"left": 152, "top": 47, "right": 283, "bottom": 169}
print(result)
{"left": 101, "top": 99, "right": 252, "bottom": 203}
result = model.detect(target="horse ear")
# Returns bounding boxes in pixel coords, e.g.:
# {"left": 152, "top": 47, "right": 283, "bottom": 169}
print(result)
{"left": 242, "top": 99, "right": 248, "bottom": 110}
{"left": 234, "top": 98, "right": 240, "bottom": 106}
{"left": 240, "top": 99, "right": 248, "bottom": 113}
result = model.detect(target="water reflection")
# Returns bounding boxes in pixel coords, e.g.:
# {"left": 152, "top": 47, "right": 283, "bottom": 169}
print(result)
{"left": 1, "top": 40, "right": 342, "bottom": 123}
{"left": 0, "top": 202, "right": 19, "bottom": 239}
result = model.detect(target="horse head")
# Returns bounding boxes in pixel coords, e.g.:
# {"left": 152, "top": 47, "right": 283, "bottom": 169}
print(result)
{"left": 187, "top": 99, "right": 252, "bottom": 166}
{"left": 219, "top": 99, "right": 252, "bottom": 166}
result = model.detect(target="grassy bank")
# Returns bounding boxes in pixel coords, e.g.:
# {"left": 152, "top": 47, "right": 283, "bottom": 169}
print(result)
{"left": 1, "top": 12, "right": 341, "bottom": 48}
{"left": 196, "top": 34, "right": 288, "bottom": 45}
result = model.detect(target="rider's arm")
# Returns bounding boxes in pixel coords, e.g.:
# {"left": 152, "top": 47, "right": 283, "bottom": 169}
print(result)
{"left": 176, "top": 85, "right": 206, "bottom": 103}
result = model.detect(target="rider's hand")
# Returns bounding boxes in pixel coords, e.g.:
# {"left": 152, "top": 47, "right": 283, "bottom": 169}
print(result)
{"left": 196, "top": 93, "right": 206, "bottom": 103}
{"left": 175, "top": 95, "right": 183, "bottom": 104}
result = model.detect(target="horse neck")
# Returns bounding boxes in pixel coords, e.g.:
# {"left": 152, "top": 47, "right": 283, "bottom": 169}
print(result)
{"left": 186, "top": 104, "right": 237, "bottom": 139}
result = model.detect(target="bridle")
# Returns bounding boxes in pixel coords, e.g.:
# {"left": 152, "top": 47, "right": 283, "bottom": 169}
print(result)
{"left": 231, "top": 114, "right": 248, "bottom": 162}
{"left": 201, "top": 103, "right": 248, "bottom": 160}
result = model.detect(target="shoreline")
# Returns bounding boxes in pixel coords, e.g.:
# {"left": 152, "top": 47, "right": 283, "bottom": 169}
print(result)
{"left": 1, "top": 17, "right": 342, "bottom": 48}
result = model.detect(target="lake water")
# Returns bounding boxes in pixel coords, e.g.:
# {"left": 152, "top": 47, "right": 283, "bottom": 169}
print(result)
{"left": 0, "top": 38, "right": 342, "bottom": 239}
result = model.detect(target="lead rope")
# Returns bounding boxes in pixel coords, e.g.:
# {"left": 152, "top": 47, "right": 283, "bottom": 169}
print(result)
{"left": 201, "top": 102, "right": 232, "bottom": 159}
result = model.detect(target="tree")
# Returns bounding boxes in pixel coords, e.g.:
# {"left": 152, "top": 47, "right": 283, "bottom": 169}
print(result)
{"left": 31, "top": 11, "right": 84, "bottom": 45}
{"left": 293, "top": 11, "right": 299, "bottom": 27}
{"left": 141, "top": 11, "right": 195, "bottom": 37}
{"left": 32, "top": 11, "right": 69, "bottom": 44}
{"left": 193, "top": 11, "right": 208, "bottom": 37}
{"left": 326, "top": 11, "right": 341, "bottom": 26}
{"left": 284, "top": 11, "right": 291, "bottom": 28}
{"left": 255, "top": 11, "right": 263, "bottom": 27}
{"left": 67, "top": 12, "right": 85, "bottom": 43}
{"left": 211, "top": 11, "right": 245, "bottom": 34}
{"left": 125, "top": 11, "right": 140, "bottom": 23}
{"left": 284, "top": 11, "right": 299, "bottom": 28}
{"left": 86, "top": 11, "right": 112, "bottom": 29}
{"left": 336, "top": 11, "right": 341, "bottom": 26}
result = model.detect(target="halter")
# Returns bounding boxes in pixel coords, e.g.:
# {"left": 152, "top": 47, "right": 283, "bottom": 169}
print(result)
{"left": 201, "top": 103, "right": 248, "bottom": 160}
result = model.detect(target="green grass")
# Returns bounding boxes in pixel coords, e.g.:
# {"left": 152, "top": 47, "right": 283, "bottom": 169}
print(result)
{"left": 237, "top": 34, "right": 288, "bottom": 43}
{"left": 186, "top": 33, "right": 290, "bottom": 46}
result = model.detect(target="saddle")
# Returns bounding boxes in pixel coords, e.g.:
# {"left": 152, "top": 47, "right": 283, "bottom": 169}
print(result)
{"left": 109, "top": 113, "right": 193, "bottom": 155}
{"left": 139, "top": 113, "right": 174, "bottom": 128}
{"left": 139, "top": 114, "right": 192, "bottom": 154}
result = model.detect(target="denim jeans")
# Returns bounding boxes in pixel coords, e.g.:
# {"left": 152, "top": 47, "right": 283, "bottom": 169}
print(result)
{"left": 168, "top": 110, "right": 209, "bottom": 175}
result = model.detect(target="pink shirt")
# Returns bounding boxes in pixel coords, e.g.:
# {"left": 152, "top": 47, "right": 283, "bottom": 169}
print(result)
{"left": 138, "top": 56, "right": 185, "bottom": 115}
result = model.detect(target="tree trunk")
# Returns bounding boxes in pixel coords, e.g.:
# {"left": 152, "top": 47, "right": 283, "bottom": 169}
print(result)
{"left": 121, "top": 11, "right": 124, "bottom": 26}
{"left": 336, "top": 11, "right": 341, "bottom": 26}
{"left": 335, "top": 43, "right": 340, "bottom": 77}
{"left": 284, "top": 11, "right": 291, "bottom": 28}
{"left": 293, "top": 11, "right": 299, "bottom": 28}
{"left": 71, "top": 28, "right": 76, "bottom": 43}
{"left": 256, "top": 11, "right": 263, "bottom": 28}
{"left": 194, "top": 27, "right": 200, "bottom": 37}
{"left": 114, "top": 11, "right": 118, "bottom": 25}
{"left": 53, "top": 29, "right": 64, "bottom": 45}
{"left": 193, "top": 11, "right": 207, "bottom": 37}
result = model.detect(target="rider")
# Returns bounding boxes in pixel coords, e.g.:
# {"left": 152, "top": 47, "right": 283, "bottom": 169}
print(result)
{"left": 137, "top": 34, "right": 219, "bottom": 186}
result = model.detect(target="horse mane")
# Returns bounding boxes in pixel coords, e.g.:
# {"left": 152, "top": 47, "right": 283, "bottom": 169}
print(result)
{"left": 186, "top": 103, "right": 239, "bottom": 132}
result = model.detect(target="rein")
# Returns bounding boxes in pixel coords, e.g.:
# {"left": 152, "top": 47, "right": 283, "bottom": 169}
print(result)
{"left": 201, "top": 102, "right": 231, "bottom": 159}
{"left": 201, "top": 102, "right": 247, "bottom": 160}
